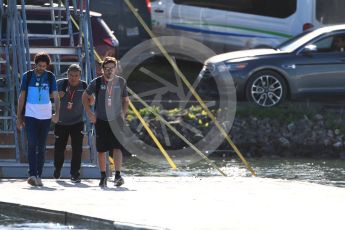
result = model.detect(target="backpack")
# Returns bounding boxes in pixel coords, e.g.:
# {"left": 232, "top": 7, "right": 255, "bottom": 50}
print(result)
{"left": 22, "top": 70, "right": 54, "bottom": 115}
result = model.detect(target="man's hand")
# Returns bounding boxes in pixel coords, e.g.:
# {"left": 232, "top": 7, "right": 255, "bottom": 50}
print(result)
{"left": 16, "top": 116, "right": 24, "bottom": 130}
{"left": 51, "top": 113, "right": 59, "bottom": 123}
{"left": 120, "top": 112, "right": 126, "bottom": 120}
{"left": 88, "top": 95, "right": 95, "bottom": 105}
{"left": 87, "top": 112, "right": 96, "bottom": 124}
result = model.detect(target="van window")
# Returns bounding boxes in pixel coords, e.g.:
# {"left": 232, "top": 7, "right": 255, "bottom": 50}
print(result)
{"left": 173, "top": 0, "right": 296, "bottom": 18}
{"left": 316, "top": 0, "right": 345, "bottom": 24}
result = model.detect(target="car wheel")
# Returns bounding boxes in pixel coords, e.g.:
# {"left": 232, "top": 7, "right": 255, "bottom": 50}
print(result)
{"left": 246, "top": 70, "right": 287, "bottom": 107}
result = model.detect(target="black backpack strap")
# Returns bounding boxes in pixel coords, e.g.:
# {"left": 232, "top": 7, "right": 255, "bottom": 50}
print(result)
{"left": 47, "top": 71, "right": 54, "bottom": 94}
{"left": 94, "top": 77, "right": 102, "bottom": 110}
{"left": 95, "top": 77, "right": 102, "bottom": 100}
{"left": 22, "top": 70, "right": 33, "bottom": 115}
{"left": 81, "top": 81, "right": 87, "bottom": 90}
{"left": 25, "top": 70, "right": 33, "bottom": 92}
{"left": 60, "top": 78, "right": 69, "bottom": 92}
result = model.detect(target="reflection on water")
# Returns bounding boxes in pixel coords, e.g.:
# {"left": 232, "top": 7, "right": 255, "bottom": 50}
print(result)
{"left": 124, "top": 156, "right": 345, "bottom": 188}
{"left": 0, "top": 223, "right": 76, "bottom": 230}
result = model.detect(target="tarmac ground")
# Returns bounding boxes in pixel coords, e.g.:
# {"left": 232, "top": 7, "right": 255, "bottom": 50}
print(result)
{"left": 0, "top": 176, "right": 345, "bottom": 229}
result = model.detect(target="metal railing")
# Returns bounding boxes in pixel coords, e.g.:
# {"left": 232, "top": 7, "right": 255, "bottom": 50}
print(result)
{"left": 0, "top": 0, "right": 97, "bottom": 164}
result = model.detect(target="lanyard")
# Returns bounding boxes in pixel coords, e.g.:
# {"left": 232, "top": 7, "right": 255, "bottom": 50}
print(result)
{"left": 37, "top": 76, "right": 43, "bottom": 102}
{"left": 104, "top": 78, "right": 115, "bottom": 98}
{"left": 67, "top": 84, "right": 76, "bottom": 102}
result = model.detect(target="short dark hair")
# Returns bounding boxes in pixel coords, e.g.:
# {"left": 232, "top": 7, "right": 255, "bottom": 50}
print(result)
{"left": 101, "top": 56, "right": 117, "bottom": 68}
{"left": 34, "top": 52, "right": 51, "bottom": 65}
{"left": 67, "top": 64, "right": 82, "bottom": 74}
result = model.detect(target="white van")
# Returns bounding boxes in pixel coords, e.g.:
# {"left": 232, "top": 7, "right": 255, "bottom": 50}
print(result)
{"left": 151, "top": 0, "right": 345, "bottom": 53}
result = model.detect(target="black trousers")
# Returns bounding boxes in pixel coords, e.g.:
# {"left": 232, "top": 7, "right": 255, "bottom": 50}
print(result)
{"left": 54, "top": 122, "right": 84, "bottom": 177}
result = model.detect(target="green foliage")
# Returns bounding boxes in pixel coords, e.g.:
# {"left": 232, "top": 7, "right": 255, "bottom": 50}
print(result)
{"left": 127, "top": 105, "right": 213, "bottom": 127}
{"left": 127, "top": 106, "right": 161, "bottom": 121}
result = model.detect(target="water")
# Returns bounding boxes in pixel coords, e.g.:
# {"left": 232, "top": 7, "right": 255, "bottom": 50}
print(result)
{"left": 123, "top": 156, "right": 345, "bottom": 188}
{"left": 0, "top": 213, "right": 81, "bottom": 230}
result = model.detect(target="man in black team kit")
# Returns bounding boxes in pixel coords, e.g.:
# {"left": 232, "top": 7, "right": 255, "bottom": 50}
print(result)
{"left": 53, "top": 64, "right": 88, "bottom": 183}
{"left": 82, "top": 57, "right": 129, "bottom": 187}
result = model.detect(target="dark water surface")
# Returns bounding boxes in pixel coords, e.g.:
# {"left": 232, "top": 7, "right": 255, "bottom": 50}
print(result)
{"left": 123, "top": 156, "right": 345, "bottom": 188}
{"left": 0, "top": 213, "right": 83, "bottom": 229}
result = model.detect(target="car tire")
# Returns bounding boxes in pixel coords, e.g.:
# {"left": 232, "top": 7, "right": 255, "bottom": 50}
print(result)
{"left": 246, "top": 70, "right": 287, "bottom": 107}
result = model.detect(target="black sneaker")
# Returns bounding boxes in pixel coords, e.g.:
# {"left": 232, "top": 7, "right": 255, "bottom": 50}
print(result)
{"left": 99, "top": 177, "right": 107, "bottom": 187}
{"left": 114, "top": 176, "right": 124, "bottom": 187}
{"left": 53, "top": 170, "right": 60, "bottom": 179}
{"left": 71, "top": 175, "right": 81, "bottom": 183}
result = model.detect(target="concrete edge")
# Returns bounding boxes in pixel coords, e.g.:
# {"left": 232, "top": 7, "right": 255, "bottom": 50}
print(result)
{"left": 0, "top": 162, "right": 100, "bottom": 179}
{"left": 0, "top": 201, "right": 164, "bottom": 230}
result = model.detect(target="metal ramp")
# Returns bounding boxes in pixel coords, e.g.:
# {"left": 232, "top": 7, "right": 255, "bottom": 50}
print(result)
{"left": 0, "top": 0, "right": 98, "bottom": 177}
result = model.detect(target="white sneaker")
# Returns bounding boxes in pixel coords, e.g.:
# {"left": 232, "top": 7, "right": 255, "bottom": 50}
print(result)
{"left": 27, "top": 176, "right": 37, "bottom": 186}
{"left": 36, "top": 177, "right": 43, "bottom": 186}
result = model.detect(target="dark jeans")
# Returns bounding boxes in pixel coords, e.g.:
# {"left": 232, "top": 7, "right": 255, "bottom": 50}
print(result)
{"left": 54, "top": 122, "right": 84, "bottom": 177}
{"left": 25, "top": 116, "right": 51, "bottom": 177}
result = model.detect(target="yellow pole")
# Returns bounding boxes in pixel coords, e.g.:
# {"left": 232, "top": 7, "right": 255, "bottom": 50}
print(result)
{"left": 124, "top": 0, "right": 256, "bottom": 176}
{"left": 129, "top": 100, "right": 177, "bottom": 170}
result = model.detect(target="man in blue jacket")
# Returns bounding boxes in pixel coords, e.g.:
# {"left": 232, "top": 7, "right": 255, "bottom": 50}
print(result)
{"left": 16, "top": 52, "right": 60, "bottom": 186}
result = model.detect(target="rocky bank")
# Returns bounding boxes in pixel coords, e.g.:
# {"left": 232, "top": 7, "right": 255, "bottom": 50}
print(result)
{"left": 127, "top": 104, "right": 345, "bottom": 158}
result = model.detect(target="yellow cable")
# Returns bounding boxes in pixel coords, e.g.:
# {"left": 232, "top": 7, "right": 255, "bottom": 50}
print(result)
{"left": 129, "top": 100, "right": 177, "bottom": 170}
{"left": 124, "top": 0, "right": 256, "bottom": 176}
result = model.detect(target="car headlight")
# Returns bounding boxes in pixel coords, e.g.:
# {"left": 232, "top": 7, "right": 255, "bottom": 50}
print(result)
{"left": 218, "top": 62, "right": 248, "bottom": 72}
